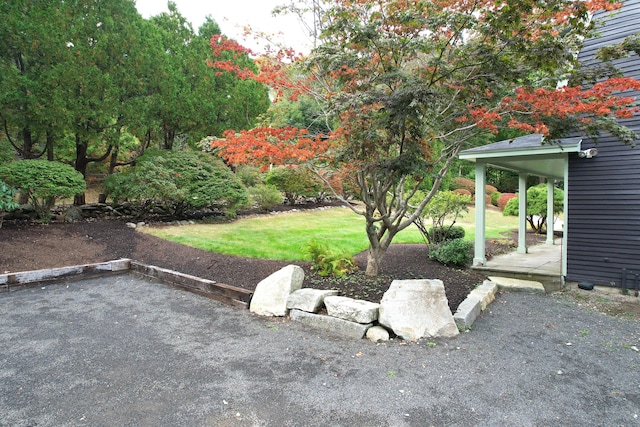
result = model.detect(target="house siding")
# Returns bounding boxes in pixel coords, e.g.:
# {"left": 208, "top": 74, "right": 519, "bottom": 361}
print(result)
{"left": 566, "top": 0, "right": 640, "bottom": 286}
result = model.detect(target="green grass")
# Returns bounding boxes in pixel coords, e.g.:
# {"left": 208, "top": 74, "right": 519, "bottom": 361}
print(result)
{"left": 142, "top": 205, "right": 518, "bottom": 261}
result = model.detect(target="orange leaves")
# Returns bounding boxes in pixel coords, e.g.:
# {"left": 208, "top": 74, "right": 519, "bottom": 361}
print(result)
{"left": 207, "top": 34, "right": 312, "bottom": 102}
{"left": 211, "top": 127, "right": 331, "bottom": 171}
{"left": 468, "top": 107, "right": 501, "bottom": 133}
{"left": 460, "top": 76, "right": 640, "bottom": 135}
{"left": 496, "top": 76, "right": 640, "bottom": 134}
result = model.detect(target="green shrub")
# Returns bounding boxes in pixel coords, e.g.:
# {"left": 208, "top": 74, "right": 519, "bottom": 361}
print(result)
{"left": 503, "top": 184, "right": 564, "bottom": 233}
{"left": 410, "top": 190, "right": 471, "bottom": 244}
{"left": 248, "top": 184, "right": 282, "bottom": 211}
{"left": 490, "top": 191, "right": 502, "bottom": 206}
{"left": 104, "top": 150, "right": 247, "bottom": 217}
{"left": 0, "top": 160, "right": 86, "bottom": 219}
{"left": 304, "top": 239, "right": 357, "bottom": 277}
{"left": 429, "top": 238, "right": 473, "bottom": 267}
{"left": 428, "top": 225, "right": 465, "bottom": 242}
{"left": 266, "top": 166, "right": 322, "bottom": 204}
{"left": 236, "top": 165, "right": 263, "bottom": 187}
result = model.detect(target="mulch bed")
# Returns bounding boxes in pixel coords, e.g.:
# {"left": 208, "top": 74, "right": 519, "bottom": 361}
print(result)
{"left": 0, "top": 203, "right": 544, "bottom": 310}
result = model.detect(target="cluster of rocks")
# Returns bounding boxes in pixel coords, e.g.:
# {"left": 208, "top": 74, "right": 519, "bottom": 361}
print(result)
{"left": 249, "top": 265, "right": 462, "bottom": 342}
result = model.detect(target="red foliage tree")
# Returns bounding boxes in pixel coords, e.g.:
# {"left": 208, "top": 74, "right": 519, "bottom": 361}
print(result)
{"left": 207, "top": 0, "right": 640, "bottom": 275}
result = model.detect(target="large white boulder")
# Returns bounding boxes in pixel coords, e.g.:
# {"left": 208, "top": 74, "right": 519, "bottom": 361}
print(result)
{"left": 379, "top": 279, "right": 459, "bottom": 340}
{"left": 324, "top": 296, "right": 380, "bottom": 324}
{"left": 250, "top": 265, "right": 304, "bottom": 316}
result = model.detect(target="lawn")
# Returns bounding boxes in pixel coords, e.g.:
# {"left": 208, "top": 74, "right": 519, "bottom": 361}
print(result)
{"left": 142, "top": 205, "right": 517, "bottom": 261}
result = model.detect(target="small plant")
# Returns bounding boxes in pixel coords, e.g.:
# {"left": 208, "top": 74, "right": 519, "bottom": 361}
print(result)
{"left": 248, "top": 184, "right": 282, "bottom": 211}
{"left": 409, "top": 190, "right": 471, "bottom": 245}
{"left": 429, "top": 238, "right": 473, "bottom": 267}
{"left": 303, "top": 239, "right": 357, "bottom": 277}
{"left": 0, "top": 180, "right": 19, "bottom": 228}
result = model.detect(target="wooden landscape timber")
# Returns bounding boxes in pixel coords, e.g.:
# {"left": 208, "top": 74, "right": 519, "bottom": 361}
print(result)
{"left": 0, "top": 259, "right": 253, "bottom": 308}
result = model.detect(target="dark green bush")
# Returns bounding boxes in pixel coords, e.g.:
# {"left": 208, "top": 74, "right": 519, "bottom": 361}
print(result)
{"left": 429, "top": 238, "right": 473, "bottom": 267}
{"left": 304, "top": 239, "right": 356, "bottom": 277}
{"left": 248, "top": 184, "right": 282, "bottom": 211}
{"left": 428, "top": 225, "right": 465, "bottom": 242}
{"left": 104, "top": 150, "right": 247, "bottom": 217}
{"left": 503, "top": 183, "right": 564, "bottom": 233}
{"left": 0, "top": 160, "right": 86, "bottom": 219}
{"left": 265, "top": 166, "right": 322, "bottom": 204}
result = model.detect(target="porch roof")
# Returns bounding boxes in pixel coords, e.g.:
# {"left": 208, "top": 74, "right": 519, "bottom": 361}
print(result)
{"left": 459, "top": 134, "right": 582, "bottom": 179}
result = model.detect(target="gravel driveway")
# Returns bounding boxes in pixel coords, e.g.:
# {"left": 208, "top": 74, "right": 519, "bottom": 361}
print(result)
{"left": 1, "top": 275, "right": 639, "bottom": 426}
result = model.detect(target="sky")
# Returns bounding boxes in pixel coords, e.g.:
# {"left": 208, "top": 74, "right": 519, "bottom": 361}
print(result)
{"left": 134, "top": 0, "right": 313, "bottom": 54}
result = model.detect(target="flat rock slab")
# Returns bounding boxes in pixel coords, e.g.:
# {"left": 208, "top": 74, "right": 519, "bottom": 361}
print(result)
{"left": 290, "top": 309, "right": 372, "bottom": 339}
{"left": 324, "top": 296, "right": 380, "bottom": 324}
{"left": 250, "top": 265, "right": 304, "bottom": 316}
{"left": 489, "top": 276, "right": 545, "bottom": 294}
{"left": 287, "top": 288, "right": 339, "bottom": 313}
{"left": 379, "top": 279, "right": 458, "bottom": 340}
{"left": 454, "top": 280, "right": 499, "bottom": 330}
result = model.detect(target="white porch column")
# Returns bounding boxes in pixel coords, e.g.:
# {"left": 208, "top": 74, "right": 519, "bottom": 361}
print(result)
{"left": 473, "top": 162, "right": 487, "bottom": 266}
{"left": 546, "top": 179, "right": 555, "bottom": 245}
{"left": 517, "top": 173, "right": 528, "bottom": 254}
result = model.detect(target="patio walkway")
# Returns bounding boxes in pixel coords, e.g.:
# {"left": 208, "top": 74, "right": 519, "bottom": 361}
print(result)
{"left": 472, "top": 239, "right": 563, "bottom": 291}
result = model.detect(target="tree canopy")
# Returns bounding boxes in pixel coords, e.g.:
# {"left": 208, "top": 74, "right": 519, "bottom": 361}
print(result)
{"left": 0, "top": 0, "right": 270, "bottom": 202}
{"left": 210, "top": 0, "right": 640, "bottom": 275}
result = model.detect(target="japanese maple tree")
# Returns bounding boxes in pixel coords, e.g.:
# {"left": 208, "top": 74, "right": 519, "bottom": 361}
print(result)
{"left": 210, "top": 0, "right": 640, "bottom": 275}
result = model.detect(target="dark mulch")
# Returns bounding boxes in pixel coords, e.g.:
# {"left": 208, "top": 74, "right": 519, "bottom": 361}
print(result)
{"left": 0, "top": 204, "right": 543, "bottom": 310}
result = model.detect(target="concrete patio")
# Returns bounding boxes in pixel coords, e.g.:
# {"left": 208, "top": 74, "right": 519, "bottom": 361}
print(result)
{"left": 472, "top": 239, "right": 563, "bottom": 292}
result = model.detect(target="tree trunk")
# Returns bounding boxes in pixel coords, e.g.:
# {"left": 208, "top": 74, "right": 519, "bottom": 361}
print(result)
{"left": 365, "top": 246, "right": 384, "bottom": 276}
{"left": 74, "top": 136, "right": 89, "bottom": 205}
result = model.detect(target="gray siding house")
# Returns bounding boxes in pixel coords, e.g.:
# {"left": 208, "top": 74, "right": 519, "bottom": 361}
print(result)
{"left": 566, "top": 0, "right": 640, "bottom": 288}
{"left": 460, "top": 0, "right": 640, "bottom": 290}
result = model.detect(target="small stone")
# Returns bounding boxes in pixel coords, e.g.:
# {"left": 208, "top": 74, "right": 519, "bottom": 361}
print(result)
{"left": 366, "top": 326, "right": 390, "bottom": 342}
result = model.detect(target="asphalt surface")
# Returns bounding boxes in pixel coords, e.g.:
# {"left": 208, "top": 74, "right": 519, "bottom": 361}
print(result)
{"left": 1, "top": 274, "right": 639, "bottom": 427}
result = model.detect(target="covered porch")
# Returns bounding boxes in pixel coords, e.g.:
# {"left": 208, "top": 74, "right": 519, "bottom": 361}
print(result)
{"left": 459, "top": 134, "right": 583, "bottom": 291}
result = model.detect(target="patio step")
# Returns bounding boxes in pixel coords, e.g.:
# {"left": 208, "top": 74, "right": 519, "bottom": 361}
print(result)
{"left": 488, "top": 276, "right": 546, "bottom": 294}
